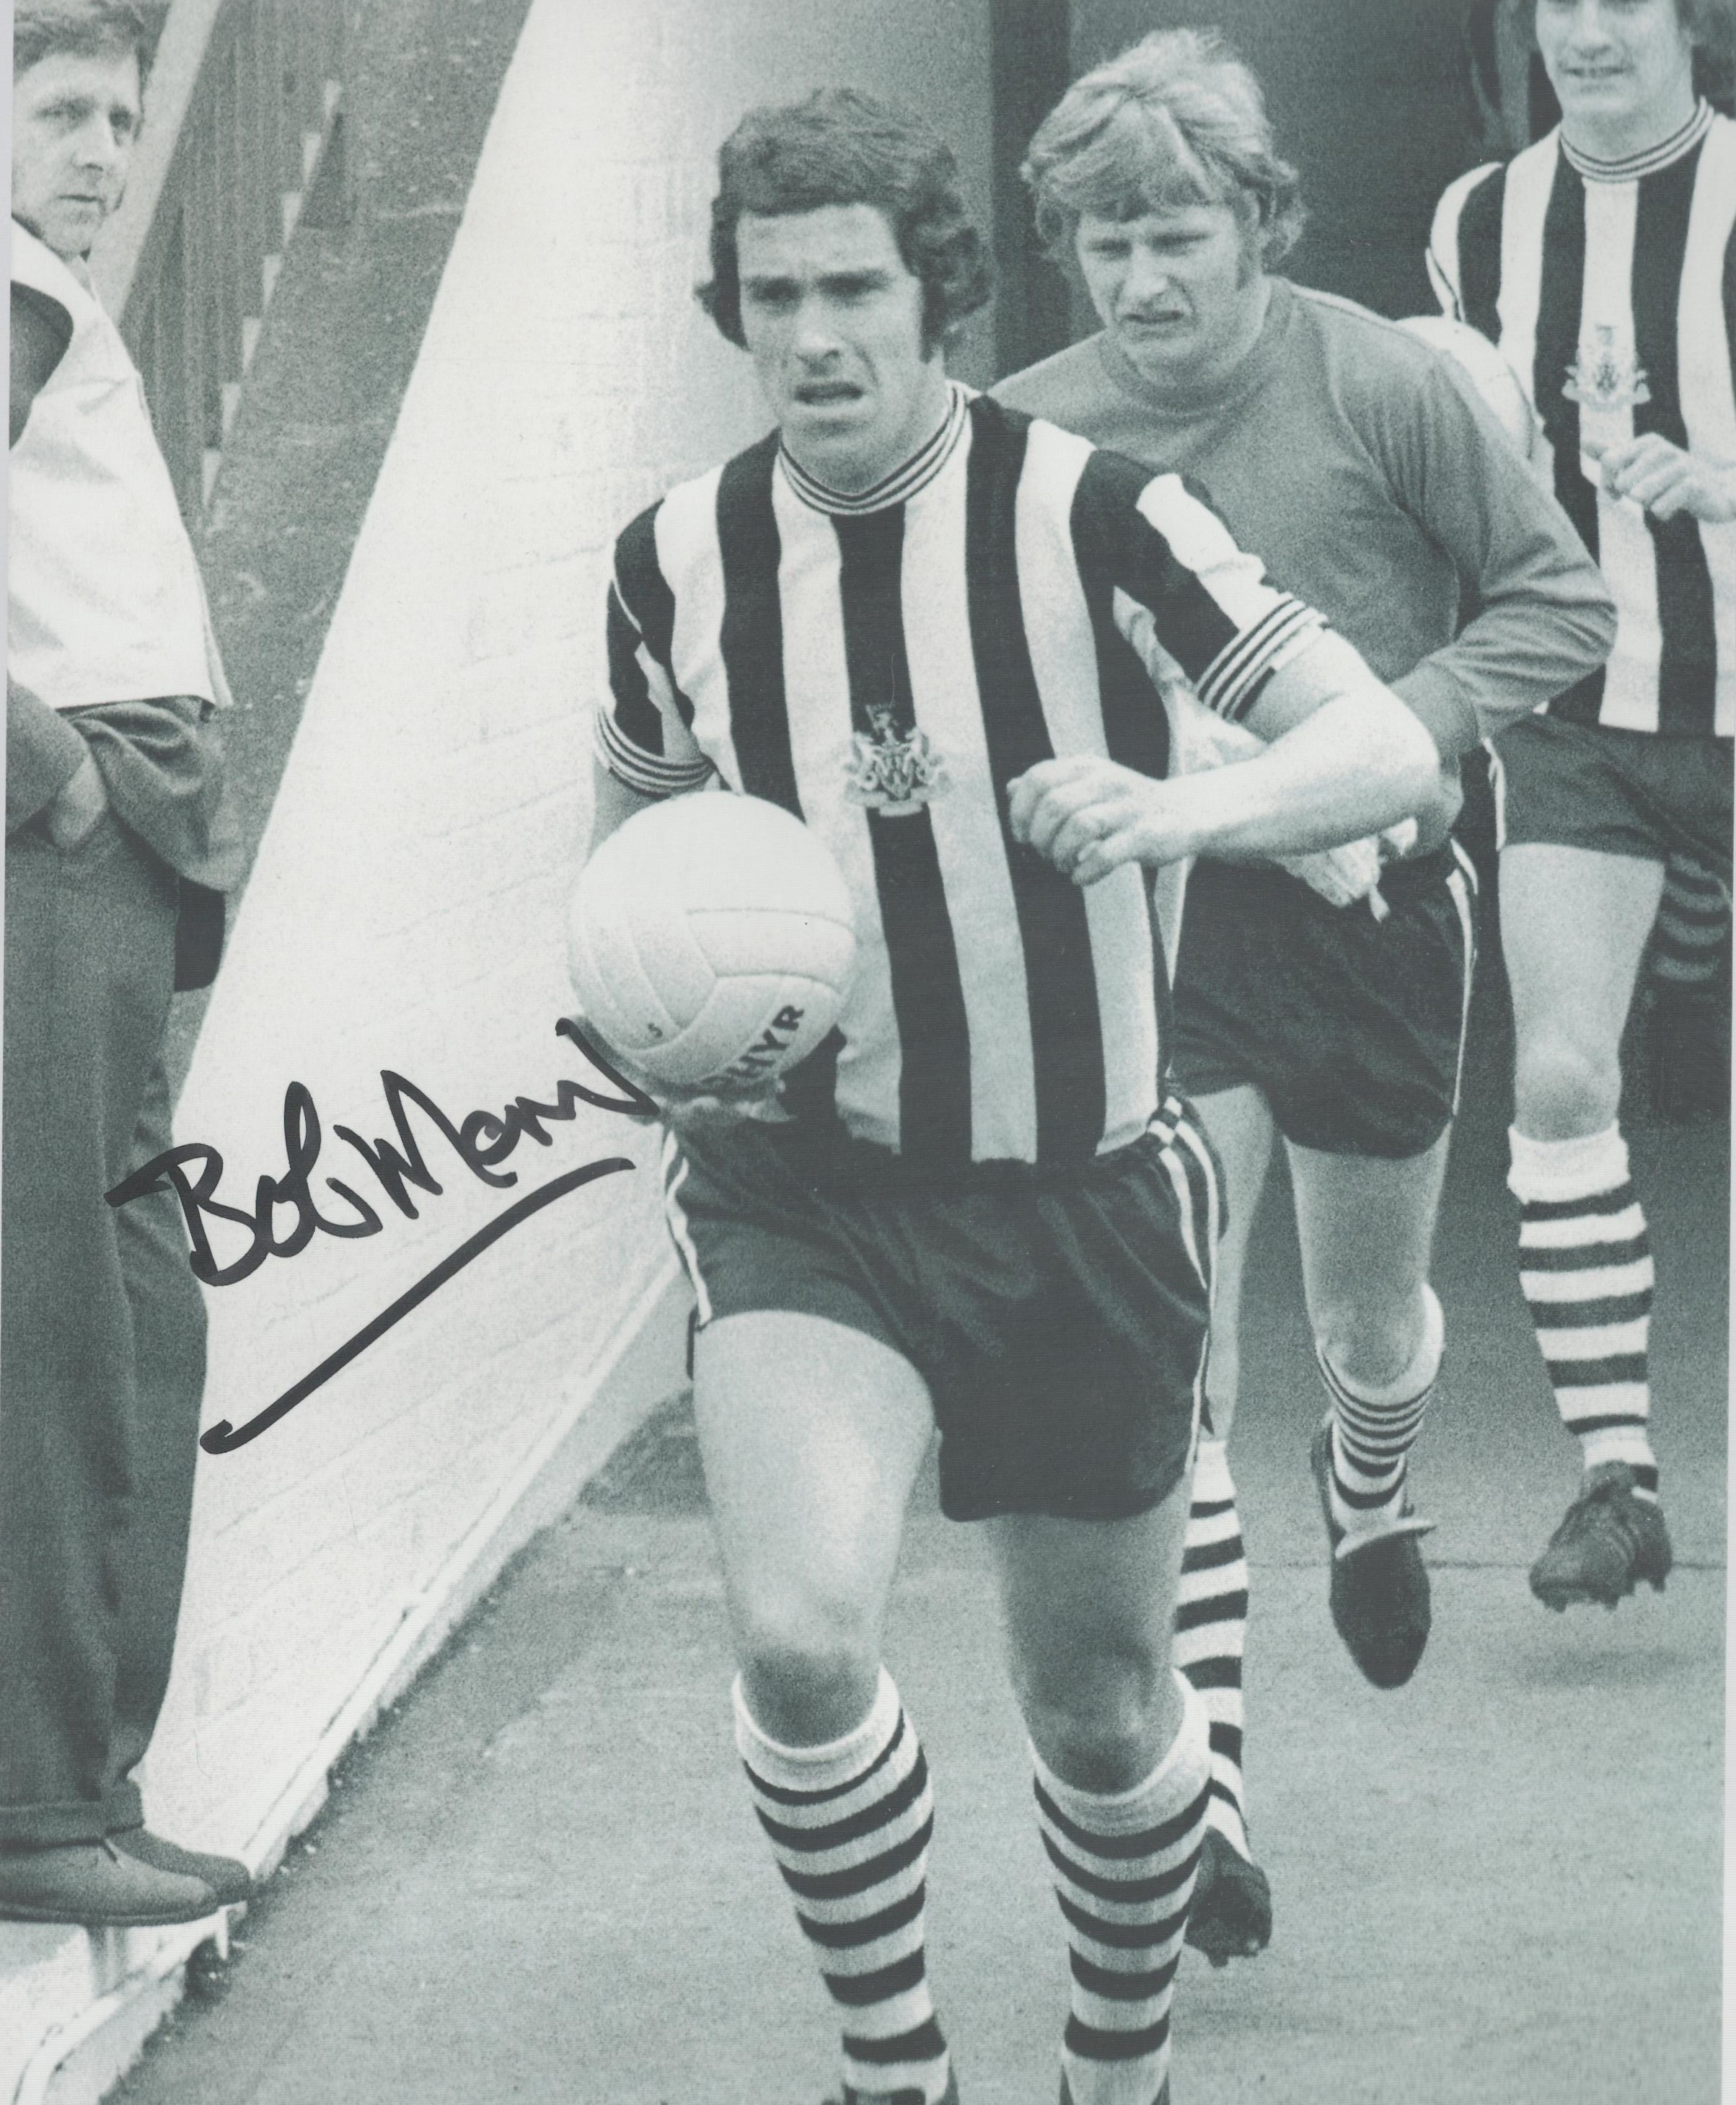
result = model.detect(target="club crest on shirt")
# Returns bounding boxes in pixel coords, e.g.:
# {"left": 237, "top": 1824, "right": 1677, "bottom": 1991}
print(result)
{"left": 1564, "top": 325, "right": 1651, "bottom": 415}
{"left": 845, "top": 704, "right": 948, "bottom": 816}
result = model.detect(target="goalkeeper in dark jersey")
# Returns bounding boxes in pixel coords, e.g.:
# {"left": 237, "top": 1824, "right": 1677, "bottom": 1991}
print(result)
{"left": 1000, "top": 27, "right": 1613, "bottom": 1967}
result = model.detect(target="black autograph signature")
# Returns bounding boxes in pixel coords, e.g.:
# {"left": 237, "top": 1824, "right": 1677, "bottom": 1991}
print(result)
{"left": 105, "top": 1019, "right": 656, "bottom": 1455}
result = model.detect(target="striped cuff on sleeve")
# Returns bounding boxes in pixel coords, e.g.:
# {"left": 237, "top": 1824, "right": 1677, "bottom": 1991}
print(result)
{"left": 1194, "top": 600, "right": 1327, "bottom": 724}
{"left": 594, "top": 705, "right": 716, "bottom": 798}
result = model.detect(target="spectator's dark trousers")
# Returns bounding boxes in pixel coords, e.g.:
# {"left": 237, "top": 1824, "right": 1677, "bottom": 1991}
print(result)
{"left": 0, "top": 694, "right": 238, "bottom": 1844}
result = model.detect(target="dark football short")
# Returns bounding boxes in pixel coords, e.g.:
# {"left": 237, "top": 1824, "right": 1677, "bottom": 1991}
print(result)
{"left": 660, "top": 1101, "right": 1220, "bottom": 1524}
{"left": 1490, "top": 713, "right": 1734, "bottom": 872}
{"left": 1168, "top": 844, "right": 1478, "bottom": 1160}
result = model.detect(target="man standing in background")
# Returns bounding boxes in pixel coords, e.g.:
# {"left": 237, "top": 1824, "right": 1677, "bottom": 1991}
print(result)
{"left": 1000, "top": 27, "right": 1614, "bottom": 1963}
{"left": 1, "top": 0, "right": 249, "bottom": 1925}
{"left": 1431, "top": 0, "right": 1735, "bottom": 1614}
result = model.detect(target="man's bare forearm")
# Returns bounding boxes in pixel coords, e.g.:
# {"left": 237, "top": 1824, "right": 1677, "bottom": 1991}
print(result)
{"left": 589, "top": 760, "right": 664, "bottom": 855}
{"left": 1007, "top": 676, "right": 1440, "bottom": 888}
{"left": 1166, "top": 689, "right": 1442, "bottom": 862}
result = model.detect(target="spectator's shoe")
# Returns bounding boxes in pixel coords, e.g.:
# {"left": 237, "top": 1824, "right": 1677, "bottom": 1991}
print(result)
{"left": 1184, "top": 1826, "right": 1272, "bottom": 1967}
{"left": 1061, "top": 2082, "right": 1168, "bottom": 2104}
{"left": 1529, "top": 1464, "right": 1673, "bottom": 1611}
{"left": 837, "top": 2076, "right": 959, "bottom": 2105}
{"left": 110, "top": 1827, "right": 252, "bottom": 1907}
{"left": 1310, "top": 1420, "right": 1434, "bottom": 1688}
{"left": 0, "top": 1837, "right": 219, "bottom": 1926}
{"left": 1648, "top": 987, "right": 1730, "bottom": 1125}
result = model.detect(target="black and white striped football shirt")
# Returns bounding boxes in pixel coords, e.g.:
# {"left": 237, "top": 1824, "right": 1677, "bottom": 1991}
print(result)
{"left": 1430, "top": 102, "right": 1736, "bottom": 737}
{"left": 596, "top": 387, "right": 1326, "bottom": 1170}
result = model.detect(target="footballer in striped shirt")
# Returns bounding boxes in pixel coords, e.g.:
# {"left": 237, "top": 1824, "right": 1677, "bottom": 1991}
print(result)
{"left": 1431, "top": 0, "right": 1734, "bottom": 1613}
{"left": 585, "top": 89, "right": 1438, "bottom": 2105}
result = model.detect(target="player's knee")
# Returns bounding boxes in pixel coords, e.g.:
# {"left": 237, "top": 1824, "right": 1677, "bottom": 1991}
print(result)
{"left": 1313, "top": 1292, "right": 1427, "bottom": 1391}
{"left": 736, "top": 1612, "right": 881, "bottom": 1747}
{"left": 1513, "top": 1031, "right": 1621, "bottom": 1137}
{"left": 1015, "top": 1640, "right": 1173, "bottom": 1793}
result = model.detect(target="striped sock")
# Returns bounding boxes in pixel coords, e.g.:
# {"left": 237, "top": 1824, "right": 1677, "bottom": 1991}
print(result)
{"left": 1650, "top": 853, "right": 1730, "bottom": 995}
{"left": 1316, "top": 1287, "right": 1445, "bottom": 1535}
{"left": 735, "top": 1670, "right": 950, "bottom": 2104}
{"left": 1508, "top": 1124, "right": 1657, "bottom": 1494}
{"left": 1035, "top": 1674, "right": 1210, "bottom": 2105}
{"left": 1174, "top": 1435, "right": 1251, "bottom": 1858}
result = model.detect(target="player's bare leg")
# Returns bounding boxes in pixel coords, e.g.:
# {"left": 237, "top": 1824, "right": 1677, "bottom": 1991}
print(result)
{"left": 1505, "top": 845, "right": 1665, "bottom": 1142}
{"left": 1169, "top": 1085, "right": 1272, "bottom": 1962}
{"left": 1289, "top": 1133, "right": 1449, "bottom": 1389}
{"left": 694, "top": 1312, "right": 954, "bottom": 2105}
{"left": 1187, "top": 1086, "right": 1277, "bottom": 1447}
{"left": 1288, "top": 1134, "right": 1450, "bottom": 1687}
{"left": 1501, "top": 843, "right": 1673, "bottom": 1610}
{"left": 992, "top": 1485, "right": 1208, "bottom": 2105}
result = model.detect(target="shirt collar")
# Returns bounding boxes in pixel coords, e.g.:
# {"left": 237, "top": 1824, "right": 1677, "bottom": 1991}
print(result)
{"left": 780, "top": 382, "right": 971, "bottom": 516}
{"left": 1560, "top": 97, "right": 1713, "bottom": 182}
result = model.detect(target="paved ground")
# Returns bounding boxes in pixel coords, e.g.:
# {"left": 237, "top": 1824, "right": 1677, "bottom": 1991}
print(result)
{"left": 112, "top": 966, "right": 1727, "bottom": 2105}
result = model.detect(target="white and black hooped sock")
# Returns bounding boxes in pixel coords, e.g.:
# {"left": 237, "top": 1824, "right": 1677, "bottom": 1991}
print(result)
{"left": 735, "top": 1670, "right": 951, "bottom": 2104}
{"left": 1650, "top": 853, "right": 1730, "bottom": 997}
{"left": 1509, "top": 1124, "right": 1657, "bottom": 1493}
{"left": 1174, "top": 1433, "right": 1251, "bottom": 1860}
{"left": 1317, "top": 1286, "right": 1445, "bottom": 1535}
{"left": 1034, "top": 1674, "right": 1210, "bottom": 2105}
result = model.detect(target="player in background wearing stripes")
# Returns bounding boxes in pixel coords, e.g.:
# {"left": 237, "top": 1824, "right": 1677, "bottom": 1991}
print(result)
{"left": 1459, "top": 0, "right": 1734, "bottom": 1121}
{"left": 1430, "top": 0, "right": 1735, "bottom": 1611}
{"left": 998, "top": 30, "right": 1616, "bottom": 1965}
{"left": 585, "top": 91, "right": 1441, "bottom": 2105}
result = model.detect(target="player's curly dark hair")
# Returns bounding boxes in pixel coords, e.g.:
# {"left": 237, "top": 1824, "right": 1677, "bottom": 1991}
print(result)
{"left": 697, "top": 89, "right": 993, "bottom": 357}
{"left": 1680, "top": 0, "right": 1736, "bottom": 106}
{"left": 13, "top": 0, "right": 164, "bottom": 82}
{"left": 1021, "top": 29, "right": 1305, "bottom": 269}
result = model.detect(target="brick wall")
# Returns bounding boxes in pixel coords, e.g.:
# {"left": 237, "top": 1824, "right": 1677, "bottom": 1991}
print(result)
{"left": 136, "top": 0, "right": 994, "bottom": 1867}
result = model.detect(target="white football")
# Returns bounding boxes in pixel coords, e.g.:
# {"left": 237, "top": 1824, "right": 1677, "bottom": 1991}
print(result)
{"left": 568, "top": 792, "right": 857, "bottom": 1091}
{"left": 1398, "top": 314, "right": 1540, "bottom": 461}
